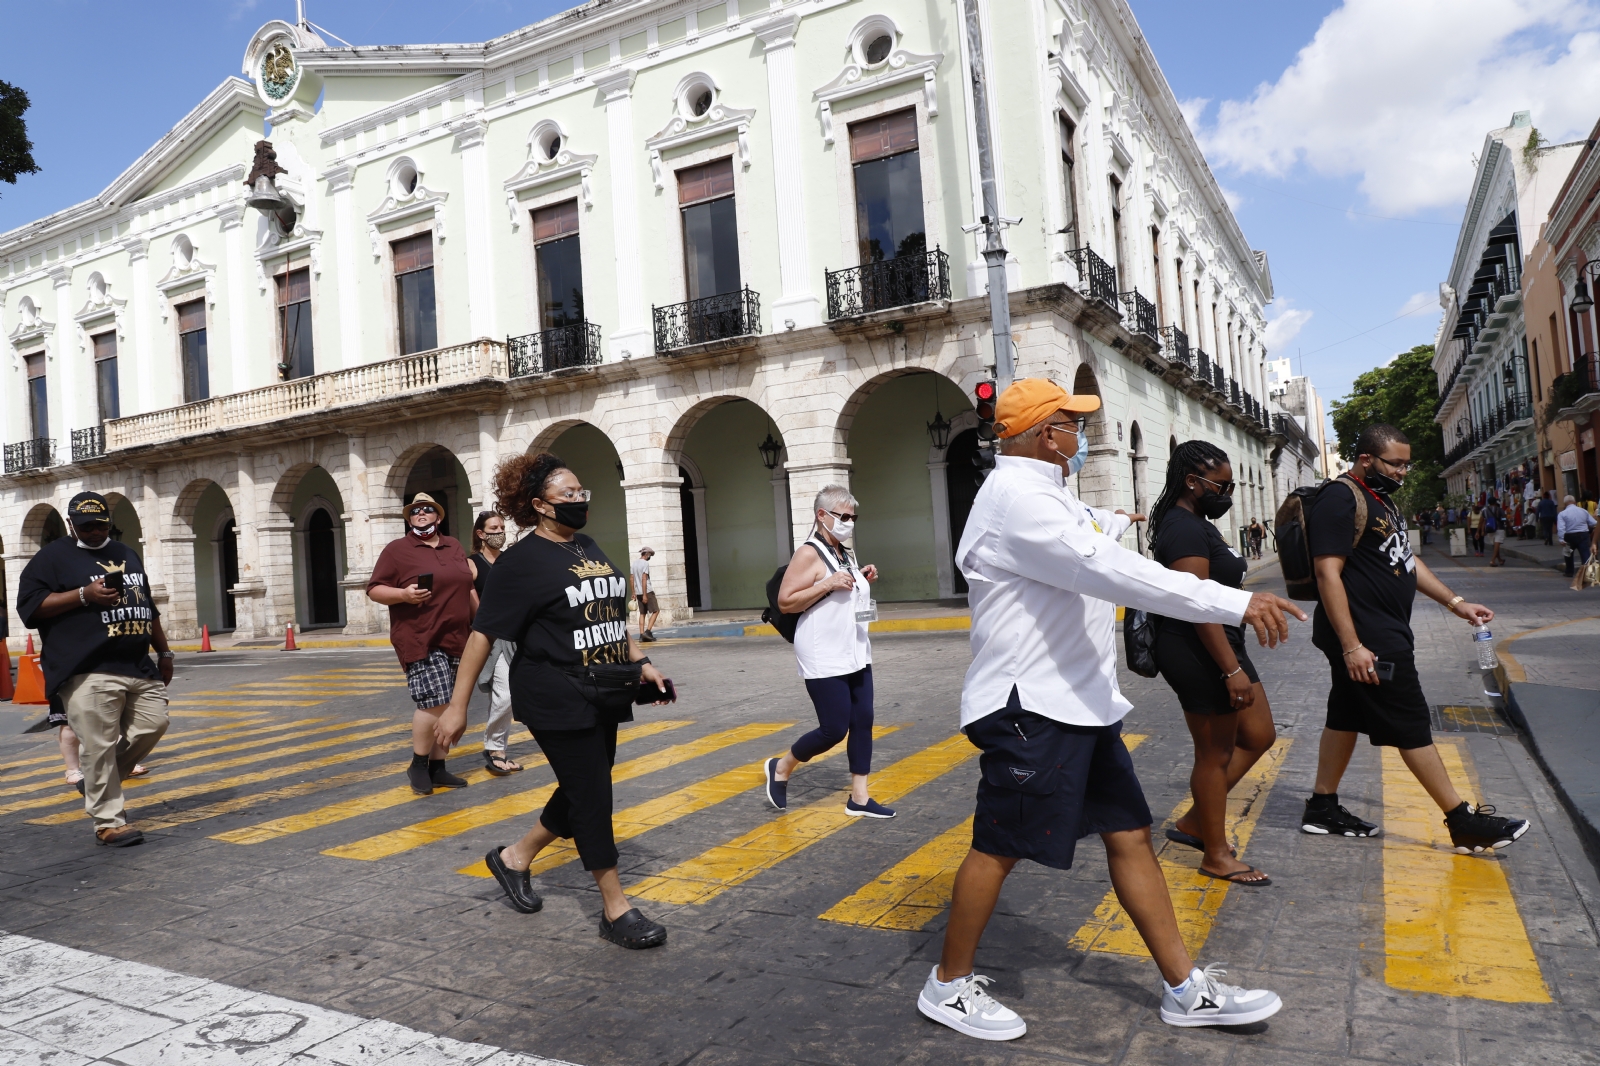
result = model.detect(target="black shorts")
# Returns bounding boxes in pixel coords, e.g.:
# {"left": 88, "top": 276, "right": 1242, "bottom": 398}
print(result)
{"left": 1152, "top": 625, "right": 1260, "bottom": 716}
{"left": 967, "top": 688, "right": 1152, "bottom": 870}
{"left": 1323, "top": 650, "right": 1432, "bottom": 749}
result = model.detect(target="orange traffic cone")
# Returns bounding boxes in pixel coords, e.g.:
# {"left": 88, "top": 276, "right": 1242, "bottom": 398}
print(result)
{"left": 14, "top": 650, "right": 46, "bottom": 705}
{"left": 25, "top": 633, "right": 35, "bottom": 655}
{"left": 0, "top": 648, "right": 14, "bottom": 702}
{"left": 283, "top": 623, "right": 299, "bottom": 651}
{"left": 199, "top": 624, "right": 214, "bottom": 652}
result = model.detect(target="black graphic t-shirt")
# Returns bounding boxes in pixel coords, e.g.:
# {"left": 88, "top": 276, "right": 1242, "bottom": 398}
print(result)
{"left": 16, "top": 538, "right": 161, "bottom": 699}
{"left": 1153, "top": 505, "right": 1249, "bottom": 649}
{"left": 472, "top": 533, "right": 634, "bottom": 731}
{"left": 1309, "top": 479, "right": 1417, "bottom": 657}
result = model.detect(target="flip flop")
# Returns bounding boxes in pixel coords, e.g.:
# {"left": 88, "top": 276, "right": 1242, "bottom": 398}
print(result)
{"left": 1164, "top": 828, "right": 1236, "bottom": 856}
{"left": 1198, "top": 865, "right": 1272, "bottom": 886}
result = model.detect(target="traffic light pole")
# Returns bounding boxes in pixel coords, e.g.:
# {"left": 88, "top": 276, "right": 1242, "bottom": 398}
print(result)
{"left": 963, "top": 0, "right": 1014, "bottom": 391}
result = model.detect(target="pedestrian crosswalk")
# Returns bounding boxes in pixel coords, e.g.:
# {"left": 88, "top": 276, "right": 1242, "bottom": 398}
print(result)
{"left": 1, "top": 658, "right": 1556, "bottom": 1008}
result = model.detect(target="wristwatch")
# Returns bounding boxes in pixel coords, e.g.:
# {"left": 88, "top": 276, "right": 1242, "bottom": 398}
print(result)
{"left": 158, "top": 652, "right": 175, "bottom": 660}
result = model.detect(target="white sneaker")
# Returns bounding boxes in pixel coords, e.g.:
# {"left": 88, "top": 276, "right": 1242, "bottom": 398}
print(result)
{"left": 917, "top": 966, "right": 1027, "bottom": 1041}
{"left": 1160, "top": 964, "right": 1282, "bottom": 1027}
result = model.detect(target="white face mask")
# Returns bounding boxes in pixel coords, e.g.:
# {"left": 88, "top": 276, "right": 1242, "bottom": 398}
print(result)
{"left": 827, "top": 514, "right": 856, "bottom": 540}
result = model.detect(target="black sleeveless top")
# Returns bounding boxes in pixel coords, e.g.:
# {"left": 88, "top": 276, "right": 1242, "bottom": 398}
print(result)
{"left": 469, "top": 551, "right": 495, "bottom": 597}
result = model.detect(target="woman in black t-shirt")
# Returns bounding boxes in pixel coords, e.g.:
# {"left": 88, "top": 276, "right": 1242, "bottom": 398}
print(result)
{"left": 436, "top": 453, "right": 673, "bottom": 949}
{"left": 1147, "top": 441, "right": 1277, "bottom": 886}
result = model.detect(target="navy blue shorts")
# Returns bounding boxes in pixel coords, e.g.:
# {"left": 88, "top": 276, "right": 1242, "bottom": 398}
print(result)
{"left": 967, "top": 689, "right": 1152, "bottom": 870}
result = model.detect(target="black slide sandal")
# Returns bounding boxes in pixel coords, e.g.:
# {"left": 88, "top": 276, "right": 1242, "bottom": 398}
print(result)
{"left": 1165, "top": 827, "right": 1236, "bottom": 856}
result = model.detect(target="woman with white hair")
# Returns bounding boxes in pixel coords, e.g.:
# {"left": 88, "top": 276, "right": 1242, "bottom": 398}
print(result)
{"left": 1557, "top": 493, "right": 1596, "bottom": 591}
{"left": 764, "top": 484, "right": 892, "bottom": 817}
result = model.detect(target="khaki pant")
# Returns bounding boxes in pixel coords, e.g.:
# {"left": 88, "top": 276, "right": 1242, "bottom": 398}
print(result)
{"left": 60, "top": 673, "right": 169, "bottom": 829}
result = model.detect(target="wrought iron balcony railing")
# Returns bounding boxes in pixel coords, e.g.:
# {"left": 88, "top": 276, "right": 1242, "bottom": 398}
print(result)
{"left": 1444, "top": 393, "right": 1535, "bottom": 468}
{"left": 508, "top": 322, "right": 603, "bottom": 377}
{"left": 4, "top": 437, "right": 55, "bottom": 474}
{"left": 654, "top": 288, "right": 762, "bottom": 353}
{"left": 1229, "top": 379, "right": 1242, "bottom": 408}
{"left": 1546, "top": 354, "right": 1600, "bottom": 422}
{"left": 1194, "top": 348, "right": 1213, "bottom": 384}
{"left": 1210, "top": 361, "right": 1226, "bottom": 392}
{"left": 1065, "top": 244, "right": 1119, "bottom": 306}
{"left": 71, "top": 426, "right": 105, "bottom": 462}
{"left": 1159, "top": 325, "right": 1191, "bottom": 369}
{"left": 1118, "top": 290, "right": 1157, "bottom": 338}
{"left": 825, "top": 249, "right": 950, "bottom": 320}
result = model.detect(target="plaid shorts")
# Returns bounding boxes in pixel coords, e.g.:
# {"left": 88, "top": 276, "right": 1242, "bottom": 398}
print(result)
{"left": 405, "top": 649, "right": 460, "bottom": 709}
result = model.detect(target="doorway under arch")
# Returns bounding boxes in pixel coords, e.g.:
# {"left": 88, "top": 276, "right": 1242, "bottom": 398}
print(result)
{"left": 189, "top": 482, "right": 237, "bottom": 632}
{"left": 286, "top": 467, "right": 347, "bottom": 629}
{"left": 546, "top": 423, "right": 629, "bottom": 570}
{"left": 678, "top": 398, "right": 787, "bottom": 609}
{"left": 1071, "top": 363, "right": 1111, "bottom": 507}
{"left": 402, "top": 446, "right": 472, "bottom": 541}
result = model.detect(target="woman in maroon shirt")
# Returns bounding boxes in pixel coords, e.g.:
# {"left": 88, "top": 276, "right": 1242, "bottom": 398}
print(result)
{"left": 366, "top": 492, "right": 478, "bottom": 795}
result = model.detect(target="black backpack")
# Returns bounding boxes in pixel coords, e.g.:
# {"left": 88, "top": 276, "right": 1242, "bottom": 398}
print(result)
{"left": 761, "top": 538, "right": 845, "bottom": 643}
{"left": 1274, "top": 476, "right": 1367, "bottom": 601}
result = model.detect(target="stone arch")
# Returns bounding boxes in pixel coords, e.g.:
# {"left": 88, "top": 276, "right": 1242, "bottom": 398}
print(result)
{"left": 21, "top": 502, "right": 66, "bottom": 552}
{"left": 545, "top": 422, "right": 630, "bottom": 572}
{"left": 270, "top": 462, "right": 350, "bottom": 631}
{"left": 296, "top": 494, "right": 345, "bottom": 628}
{"left": 102, "top": 491, "right": 146, "bottom": 559}
{"left": 174, "top": 478, "right": 238, "bottom": 634}
{"left": 391, "top": 443, "right": 472, "bottom": 541}
{"left": 1072, "top": 362, "right": 1114, "bottom": 508}
{"left": 1129, "top": 421, "right": 1148, "bottom": 555}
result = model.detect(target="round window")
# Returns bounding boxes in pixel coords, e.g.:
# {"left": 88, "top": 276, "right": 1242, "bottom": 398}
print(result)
{"left": 394, "top": 164, "right": 418, "bottom": 196}
{"left": 548, "top": 133, "right": 562, "bottom": 156}
{"left": 864, "top": 34, "right": 893, "bottom": 65}
{"left": 691, "top": 88, "right": 714, "bottom": 117}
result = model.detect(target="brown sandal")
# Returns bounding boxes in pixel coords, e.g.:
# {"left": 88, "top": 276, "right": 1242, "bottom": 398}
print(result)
{"left": 484, "top": 751, "right": 523, "bottom": 776}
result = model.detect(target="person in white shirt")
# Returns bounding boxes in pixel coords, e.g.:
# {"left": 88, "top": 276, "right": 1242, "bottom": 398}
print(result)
{"left": 1556, "top": 494, "right": 1597, "bottom": 590}
{"left": 916, "top": 379, "right": 1306, "bottom": 1042}
{"left": 631, "top": 547, "right": 659, "bottom": 641}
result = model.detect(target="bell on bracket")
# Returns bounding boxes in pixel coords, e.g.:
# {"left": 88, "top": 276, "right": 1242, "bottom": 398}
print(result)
{"left": 243, "top": 139, "right": 298, "bottom": 232}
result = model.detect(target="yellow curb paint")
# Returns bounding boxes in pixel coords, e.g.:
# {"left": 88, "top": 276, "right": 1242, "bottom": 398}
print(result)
{"left": 168, "top": 711, "right": 265, "bottom": 719}
{"left": 1494, "top": 614, "right": 1600, "bottom": 684}
{"left": 457, "top": 726, "right": 900, "bottom": 880}
{"left": 1381, "top": 739, "right": 1550, "bottom": 1003}
{"left": 820, "top": 735, "right": 1147, "bottom": 931}
{"left": 324, "top": 722, "right": 785, "bottom": 861}
{"left": 629, "top": 734, "right": 977, "bottom": 907}
{"left": 1069, "top": 738, "right": 1291, "bottom": 958}
{"left": 6, "top": 723, "right": 405, "bottom": 820}
{"left": 166, "top": 700, "right": 325, "bottom": 707}
{"left": 215, "top": 720, "right": 693, "bottom": 845}
{"left": 21, "top": 723, "right": 409, "bottom": 819}
{"left": 0, "top": 718, "right": 271, "bottom": 782}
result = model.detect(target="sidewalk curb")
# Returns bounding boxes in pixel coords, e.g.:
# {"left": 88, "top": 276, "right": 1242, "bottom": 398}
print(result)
{"left": 1500, "top": 677, "right": 1600, "bottom": 876}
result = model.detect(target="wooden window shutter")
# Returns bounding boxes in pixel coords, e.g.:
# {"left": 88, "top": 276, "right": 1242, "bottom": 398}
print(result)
{"left": 676, "top": 158, "right": 736, "bottom": 205}
{"left": 849, "top": 109, "right": 918, "bottom": 163}
{"left": 91, "top": 332, "right": 117, "bottom": 361}
{"left": 176, "top": 300, "right": 206, "bottom": 334}
{"left": 392, "top": 233, "right": 434, "bottom": 273}
{"left": 24, "top": 352, "right": 45, "bottom": 378}
{"left": 532, "top": 200, "right": 581, "bottom": 242}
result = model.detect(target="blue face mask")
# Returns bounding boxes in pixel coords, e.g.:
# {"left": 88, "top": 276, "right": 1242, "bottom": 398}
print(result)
{"left": 1066, "top": 429, "right": 1088, "bottom": 476}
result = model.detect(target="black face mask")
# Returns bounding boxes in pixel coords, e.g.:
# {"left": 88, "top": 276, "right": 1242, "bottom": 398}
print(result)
{"left": 549, "top": 501, "right": 589, "bottom": 529}
{"left": 1197, "top": 491, "right": 1234, "bottom": 520}
{"left": 1364, "top": 468, "right": 1404, "bottom": 496}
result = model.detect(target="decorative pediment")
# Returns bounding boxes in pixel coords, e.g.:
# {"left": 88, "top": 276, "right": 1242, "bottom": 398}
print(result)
{"left": 1053, "top": 54, "right": 1091, "bottom": 112}
{"left": 7, "top": 295, "right": 53, "bottom": 351}
{"left": 645, "top": 101, "right": 757, "bottom": 191}
{"left": 1105, "top": 127, "right": 1133, "bottom": 171}
{"left": 74, "top": 273, "right": 127, "bottom": 329}
{"left": 812, "top": 47, "right": 942, "bottom": 146}
{"left": 253, "top": 229, "right": 324, "bottom": 293}
{"left": 156, "top": 234, "right": 217, "bottom": 307}
{"left": 1145, "top": 181, "right": 1168, "bottom": 218}
{"left": 365, "top": 178, "right": 448, "bottom": 259}
{"left": 503, "top": 120, "right": 599, "bottom": 226}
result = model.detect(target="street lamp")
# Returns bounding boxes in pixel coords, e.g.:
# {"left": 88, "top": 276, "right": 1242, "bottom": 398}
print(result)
{"left": 926, "top": 409, "right": 952, "bottom": 449}
{"left": 1570, "top": 261, "right": 1600, "bottom": 315}
{"left": 757, "top": 431, "right": 782, "bottom": 471}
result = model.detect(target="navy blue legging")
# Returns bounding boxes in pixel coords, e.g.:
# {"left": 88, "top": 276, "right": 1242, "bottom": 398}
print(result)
{"left": 791, "top": 666, "right": 875, "bottom": 776}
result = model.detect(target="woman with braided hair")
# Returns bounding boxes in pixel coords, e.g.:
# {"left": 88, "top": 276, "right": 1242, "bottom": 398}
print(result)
{"left": 1148, "top": 440, "right": 1278, "bottom": 886}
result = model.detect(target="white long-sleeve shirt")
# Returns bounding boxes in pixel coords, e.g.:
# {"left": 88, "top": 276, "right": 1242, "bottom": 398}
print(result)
{"left": 1556, "top": 504, "right": 1597, "bottom": 538}
{"left": 956, "top": 456, "right": 1252, "bottom": 729}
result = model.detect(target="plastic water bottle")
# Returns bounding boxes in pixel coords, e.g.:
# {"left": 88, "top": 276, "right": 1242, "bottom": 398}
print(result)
{"left": 1473, "top": 624, "right": 1498, "bottom": 670}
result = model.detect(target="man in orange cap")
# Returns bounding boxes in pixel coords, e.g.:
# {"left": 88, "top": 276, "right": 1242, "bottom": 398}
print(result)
{"left": 917, "top": 379, "right": 1306, "bottom": 1041}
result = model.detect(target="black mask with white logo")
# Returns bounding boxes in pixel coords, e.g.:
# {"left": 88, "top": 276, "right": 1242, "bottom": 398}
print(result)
{"left": 1364, "top": 469, "right": 1404, "bottom": 496}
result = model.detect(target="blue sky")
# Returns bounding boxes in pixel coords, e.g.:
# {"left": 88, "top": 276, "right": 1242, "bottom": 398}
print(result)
{"left": 5, "top": 0, "right": 1599, "bottom": 429}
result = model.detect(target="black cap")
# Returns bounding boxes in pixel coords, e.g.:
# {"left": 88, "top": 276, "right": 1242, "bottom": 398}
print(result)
{"left": 67, "top": 492, "right": 112, "bottom": 524}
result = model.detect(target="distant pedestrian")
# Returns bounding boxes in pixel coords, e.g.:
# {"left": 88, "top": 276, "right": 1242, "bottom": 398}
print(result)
{"left": 56, "top": 722, "right": 147, "bottom": 788}
{"left": 1486, "top": 501, "right": 1505, "bottom": 567}
{"left": 1538, "top": 491, "right": 1558, "bottom": 545}
{"left": 1302, "top": 424, "right": 1530, "bottom": 853}
{"left": 764, "top": 485, "right": 893, "bottom": 818}
{"left": 631, "top": 547, "right": 659, "bottom": 642}
{"left": 1148, "top": 442, "right": 1276, "bottom": 886}
{"left": 1557, "top": 494, "right": 1596, "bottom": 590}
{"left": 366, "top": 492, "right": 476, "bottom": 795}
{"left": 16, "top": 492, "right": 174, "bottom": 847}
{"left": 469, "top": 511, "right": 521, "bottom": 776}
{"left": 435, "top": 452, "right": 674, "bottom": 950}
{"left": 1467, "top": 504, "right": 1484, "bottom": 555}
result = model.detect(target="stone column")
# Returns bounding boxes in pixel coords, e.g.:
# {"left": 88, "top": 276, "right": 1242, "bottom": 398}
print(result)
{"left": 752, "top": 13, "right": 819, "bottom": 329}
{"left": 4, "top": 552, "right": 31, "bottom": 646}
{"left": 322, "top": 165, "right": 363, "bottom": 369}
{"left": 341, "top": 433, "right": 378, "bottom": 633}
{"left": 160, "top": 533, "right": 199, "bottom": 640}
{"left": 927, "top": 459, "right": 954, "bottom": 596}
{"left": 784, "top": 458, "right": 852, "bottom": 552}
{"left": 257, "top": 518, "right": 298, "bottom": 635}
{"left": 219, "top": 204, "right": 252, "bottom": 393}
{"left": 455, "top": 117, "right": 498, "bottom": 340}
{"left": 769, "top": 467, "right": 793, "bottom": 565}
{"left": 229, "top": 451, "right": 266, "bottom": 639}
{"left": 138, "top": 469, "right": 168, "bottom": 613}
{"left": 622, "top": 475, "right": 689, "bottom": 625}
{"left": 595, "top": 68, "right": 650, "bottom": 359}
{"left": 1074, "top": 443, "right": 1117, "bottom": 510}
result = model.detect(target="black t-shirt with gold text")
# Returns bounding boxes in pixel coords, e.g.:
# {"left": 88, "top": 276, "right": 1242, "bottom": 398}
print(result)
{"left": 472, "top": 533, "right": 634, "bottom": 731}
{"left": 16, "top": 538, "right": 161, "bottom": 699}
{"left": 1309, "top": 479, "right": 1418, "bottom": 657}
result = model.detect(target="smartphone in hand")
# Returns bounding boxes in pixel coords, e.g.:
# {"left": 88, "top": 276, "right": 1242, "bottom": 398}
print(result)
{"left": 1374, "top": 661, "right": 1395, "bottom": 682}
{"left": 102, "top": 571, "right": 125, "bottom": 591}
{"left": 416, "top": 572, "right": 434, "bottom": 591}
{"left": 635, "top": 678, "right": 677, "bottom": 704}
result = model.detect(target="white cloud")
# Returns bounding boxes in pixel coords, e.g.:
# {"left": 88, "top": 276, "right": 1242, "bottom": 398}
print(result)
{"left": 1193, "top": 0, "right": 1600, "bottom": 212}
{"left": 1217, "top": 184, "right": 1245, "bottom": 211}
{"left": 1395, "top": 291, "right": 1434, "bottom": 317}
{"left": 1265, "top": 301, "right": 1314, "bottom": 352}
{"left": 1178, "top": 97, "right": 1211, "bottom": 134}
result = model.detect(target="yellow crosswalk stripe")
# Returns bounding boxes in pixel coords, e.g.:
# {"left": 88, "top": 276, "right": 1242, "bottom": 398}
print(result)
{"left": 819, "top": 734, "right": 1147, "bottom": 930}
{"left": 1069, "top": 738, "right": 1291, "bottom": 957}
{"left": 0, "top": 718, "right": 272, "bottom": 784}
{"left": 324, "top": 723, "right": 790, "bottom": 861}
{"left": 628, "top": 734, "right": 977, "bottom": 906}
{"left": 457, "top": 726, "right": 901, "bottom": 880}
{"left": 184, "top": 686, "right": 398, "bottom": 695}
{"left": 214, "top": 720, "right": 693, "bottom": 845}
{"left": 169, "top": 710, "right": 264, "bottom": 719}
{"left": 167, "top": 699, "right": 325, "bottom": 707}
{"left": 0, "top": 722, "right": 402, "bottom": 819}
{"left": 130, "top": 741, "right": 503, "bottom": 832}
{"left": 1381, "top": 739, "right": 1549, "bottom": 1002}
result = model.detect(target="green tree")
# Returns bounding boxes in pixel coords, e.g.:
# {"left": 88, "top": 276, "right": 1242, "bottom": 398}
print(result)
{"left": 0, "top": 80, "right": 41, "bottom": 195}
{"left": 1329, "top": 343, "right": 1446, "bottom": 513}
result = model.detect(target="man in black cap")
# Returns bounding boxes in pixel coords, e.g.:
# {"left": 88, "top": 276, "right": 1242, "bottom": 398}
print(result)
{"left": 17, "top": 491, "right": 174, "bottom": 846}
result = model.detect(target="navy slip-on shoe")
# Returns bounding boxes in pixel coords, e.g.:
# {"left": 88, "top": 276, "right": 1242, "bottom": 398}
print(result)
{"left": 764, "top": 757, "right": 787, "bottom": 810}
{"left": 846, "top": 797, "right": 896, "bottom": 819}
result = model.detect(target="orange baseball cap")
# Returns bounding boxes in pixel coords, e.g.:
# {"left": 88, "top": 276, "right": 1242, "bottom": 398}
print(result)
{"left": 993, "top": 378, "right": 1100, "bottom": 439}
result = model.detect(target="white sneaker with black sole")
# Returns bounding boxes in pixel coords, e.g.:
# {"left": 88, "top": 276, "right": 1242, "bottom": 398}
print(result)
{"left": 917, "top": 967, "right": 1027, "bottom": 1041}
{"left": 1160, "top": 964, "right": 1282, "bottom": 1028}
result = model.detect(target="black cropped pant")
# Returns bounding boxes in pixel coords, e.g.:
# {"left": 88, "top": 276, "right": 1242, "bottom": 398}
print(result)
{"left": 533, "top": 721, "right": 620, "bottom": 871}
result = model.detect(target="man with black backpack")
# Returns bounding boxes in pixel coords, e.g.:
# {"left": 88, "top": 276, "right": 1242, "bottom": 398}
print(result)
{"left": 1297, "top": 424, "right": 1530, "bottom": 852}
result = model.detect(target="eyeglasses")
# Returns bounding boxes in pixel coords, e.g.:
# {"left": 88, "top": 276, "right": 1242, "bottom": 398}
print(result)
{"left": 1372, "top": 455, "right": 1412, "bottom": 473}
{"left": 544, "top": 488, "right": 592, "bottom": 503}
{"left": 826, "top": 510, "right": 857, "bottom": 522}
{"left": 408, "top": 506, "right": 438, "bottom": 517}
{"left": 1043, "top": 417, "right": 1089, "bottom": 436}
{"left": 1191, "top": 473, "right": 1236, "bottom": 496}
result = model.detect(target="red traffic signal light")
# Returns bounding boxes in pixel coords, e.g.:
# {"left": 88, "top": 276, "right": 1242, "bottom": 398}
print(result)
{"left": 974, "top": 380, "right": 997, "bottom": 441}
{"left": 974, "top": 381, "right": 996, "bottom": 401}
